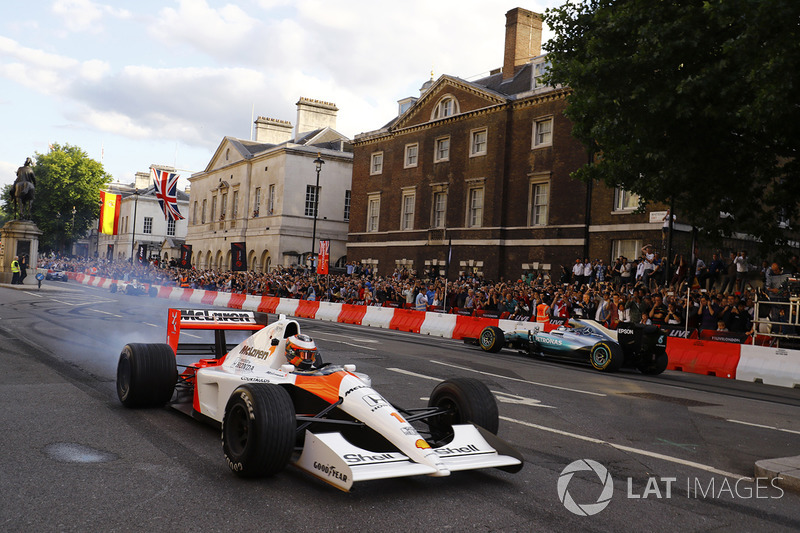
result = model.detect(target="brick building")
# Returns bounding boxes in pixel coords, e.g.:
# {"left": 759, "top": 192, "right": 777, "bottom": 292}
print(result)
{"left": 348, "top": 7, "right": 683, "bottom": 281}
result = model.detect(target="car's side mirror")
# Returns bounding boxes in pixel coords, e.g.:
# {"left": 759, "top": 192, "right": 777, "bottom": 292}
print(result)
{"left": 271, "top": 338, "right": 279, "bottom": 346}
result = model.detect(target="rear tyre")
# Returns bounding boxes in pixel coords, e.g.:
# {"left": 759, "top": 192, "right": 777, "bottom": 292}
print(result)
{"left": 427, "top": 378, "right": 499, "bottom": 442}
{"left": 116, "top": 343, "right": 177, "bottom": 407}
{"left": 148, "top": 286, "right": 158, "bottom": 297}
{"left": 638, "top": 351, "right": 668, "bottom": 375}
{"left": 589, "top": 342, "right": 623, "bottom": 372}
{"left": 110, "top": 283, "right": 117, "bottom": 293}
{"left": 479, "top": 326, "right": 505, "bottom": 353}
{"left": 222, "top": 384, "right": 295, "bottom": 478}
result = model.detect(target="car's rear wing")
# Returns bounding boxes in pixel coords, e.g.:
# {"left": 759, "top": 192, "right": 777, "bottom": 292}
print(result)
{"left": 167, "top": 308, "right": 269, "bottom": 359}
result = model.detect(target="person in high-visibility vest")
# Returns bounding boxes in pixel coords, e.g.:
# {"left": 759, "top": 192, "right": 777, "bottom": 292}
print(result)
{"left": 10, "top": 255, "right": 20, "bottom": 285}
{"left": 536, "top": 296, "right": 551, "bottom": 323}
{"left": 179, "top": 274, "right": 190, "bottom": 288}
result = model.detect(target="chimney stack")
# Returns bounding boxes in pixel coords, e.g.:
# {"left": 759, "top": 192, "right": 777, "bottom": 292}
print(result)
{"left": 254, "top": 116, "right": 293, "bottom": 144}
{"left": 295, "top": 97, "right": 338, "bottom": 138}
{"left": 503, "top": 8, "right": 543, "bottom": 80}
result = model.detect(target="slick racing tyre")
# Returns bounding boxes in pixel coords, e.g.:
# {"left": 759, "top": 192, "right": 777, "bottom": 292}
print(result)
{"left": 589, "top": 341, "right": 624, "bottom": 372}
{"left": 126, "top": 284, "right": 136, "bottom": 295}
{"left": 110, "top": 283, "right": 117, "bottom": 293}
{"left": 148, "top": 286, "right": 158, "bottom": 297}
{"left": 638, "top": 351, "right": 668, "bottom": 375}
{"left": 479, "top": 326, "right": 505, "bottom": 353}
{"left": 427, "top": 378, "right": 499, "bottom": 442}
{"left": 116, "top": 343, "right": 177, "bottom": 408}
{"left": 222, "top": 384, "right": 295, "bottom": 478}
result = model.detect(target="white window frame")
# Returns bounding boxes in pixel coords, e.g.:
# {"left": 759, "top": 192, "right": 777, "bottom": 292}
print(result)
{"left": 613, "top": 188, "right": 641, "bottom": 212}
{"left": 367, "top": 193, "right": 381, "bottom": 232}
{"left": 529, "top": 177, "right": 550, "bottom": 226}
{"left": 533, "top": 116, "right": 553, "bottom": 148}
{"left": 370, "top": 151, "right": 384, "bottom": 175}
{"left": 612, "top": 239, "right": 643, "bottom": 262}
{"left": 253, "top": 187, "right": 261, "bottom": 217}
{"left": 404, "top": 143, "right": 418, "bottom": 168}
{"left": 431, "top": 95, "right": 459, "bottom": 120}
{"left": 305, "top": 185, "right": 320, "bottom": 217}
{"left": 533, "top": 60, "right": 551, "bottom": 90}
{"left": 232, "top": 190, "right": 239, "bottom": 219}
{"left": 267, "top": 184, "right": 275, "bottom": 215}
{"left": 434, "top": 136, "right": 450, "bottom": 163}
{"left": 470, "top": 128, "right": 487, "bottom": 157}
{"left": 143, "top": 216, "right": 153, "bottom": 234}
{"left": 466, "top": 186, "right": 484, "bottom": 228}
{"left": 432, "top": 189, "right": 448, "bottom": 228}
{"left": 400, "top": 189, "right": 415, "bottom": 231}
{"left": 344, "top": 190, "right": 351, "bottom": 221}
{"left": 167, "top": 218, "right": 176, "bottom": 236}
{"left": 220, "top": 192, "right": 228, "bottom": 219}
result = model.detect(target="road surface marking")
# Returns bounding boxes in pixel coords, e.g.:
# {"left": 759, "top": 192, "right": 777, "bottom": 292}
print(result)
{"left": 89, "top": 309, "right": 123, "bottom": 318}
{"left": 144, "top": 323, "right": 161, "bottom": 328}
{"left": 727, "top": 419, "right": 800, "bottom": 436}
{"left": 22, "top": 291, "right": 43, "bottom": 297}
{"left": 429, "top": 360, "right": 606, "bottom": 397}
{"left": 501, "top": 415, "right": 750, "bottom": 480}
{"left": 313, "top": 334, "right": 378, "bottom": 351}
{"left": 316, "top": 332, "right": 380, "bottom": 343}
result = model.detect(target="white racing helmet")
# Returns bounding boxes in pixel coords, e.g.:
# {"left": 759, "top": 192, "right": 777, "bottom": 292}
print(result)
{"left": 285, "top": 333, "right": 318, "bottom": 368}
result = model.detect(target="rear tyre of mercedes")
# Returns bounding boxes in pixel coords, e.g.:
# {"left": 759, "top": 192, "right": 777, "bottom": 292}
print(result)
{"left": 479, "top": 326, "right": 505, "bottom": 353}
{"left": 638, "top": 351, "right": 668, "bottom": 375}
{"left": 222, "top": 384, "right": 295, "bottom": 478}
{"left": 116, "top": 343, "right": 177, "bottom": 407}
{"left": 427, "top": 378, "right": 499, "bottom": 443}
{"left": 589, "top": 342, "right": 624, "bottom": 372}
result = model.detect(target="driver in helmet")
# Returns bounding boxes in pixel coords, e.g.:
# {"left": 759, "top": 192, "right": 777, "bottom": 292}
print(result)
{"left": 285, "top": 333, "right": 318, "bottom": 370}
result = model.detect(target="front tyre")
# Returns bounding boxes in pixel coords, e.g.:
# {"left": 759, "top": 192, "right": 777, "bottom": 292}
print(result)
{"left": 427, "top": 378, "right": 499, "bottom": 442}
{"left": 479, "top": 326, "right": 505, "bottom": 353}
{"left": 590, "top": 342, "right": 623, "bottom": 372}
{"left": 116, "top": 343, "right": 177, "bottom": 407}
{"left": 222, "top": 384, "right": 295, "bottom": 478}
{"left": 638, "top": 351, "right": 668, "bottom": 375}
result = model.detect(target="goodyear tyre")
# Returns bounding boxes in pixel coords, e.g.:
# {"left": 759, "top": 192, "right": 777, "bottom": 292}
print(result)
{"left": 116, "top": 343, "right": 177, "bottom": 408}
{"left": 427, "top": 378, "right": 499, "bottom": 442}
{"left": 479, "top": 326, "right": 505, "bottom": 353}
{"left": 222, "top": 384, "right": 295, "bottom": 478}
{"left": 589, "top": 342, "right": 623, "bottom": 372}
{"left": 638, "top": 351, "right": 668, "bottom": 375}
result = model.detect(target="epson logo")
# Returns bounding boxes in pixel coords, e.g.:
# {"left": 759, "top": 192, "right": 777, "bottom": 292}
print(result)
{"left": 617, "top": 328, "right": 634, "bottom": 335}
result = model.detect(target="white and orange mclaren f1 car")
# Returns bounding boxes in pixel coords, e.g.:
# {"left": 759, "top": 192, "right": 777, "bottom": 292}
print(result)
{"left": 116, "top": 308, "right": 523, "bottom": 490}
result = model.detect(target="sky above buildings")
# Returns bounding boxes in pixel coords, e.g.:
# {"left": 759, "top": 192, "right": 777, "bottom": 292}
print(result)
{"left": 0, "top": 0, "right": 560, "bottom": 189}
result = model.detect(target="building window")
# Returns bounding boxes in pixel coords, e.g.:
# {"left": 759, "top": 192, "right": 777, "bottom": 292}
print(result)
{"left": 404, "top": 143, "right": 418, "bottom": 168}
{"left": 143, "top": 217, "right": 153, "bottom": 234}
{"left": 529, "top": 181, "right": 549, "bottom": 226}
{"left": 470, "top": 128, "right": 487, "bottom": 157}
{"left": 167, "top": 219, "right": 176, "bottom": 236}
{"left": 401, "top": 191, "right": 415, "bottom": 230}
{"left": 253, "top": 187, "right": 261, "bottom": 217}
{"left": 344, "top": 190, "right": 351, "bottom": 221}
{"left": 432, "top": 191, "right": 447, "bottom": 228}
{"left": 533, "top": 60, "right": 551, "bottom": 90}
{"left": 533, "top": 117, "right": 553, "bottom": 148}
{"left": 434, "top": 136, "right": 450, "bottom": 163}
{"left": 192, "top": 201, "right": 198, "bottom": 225}
{"left": 367, "top": 194, "right": 380, "bottom": 232}
{"left": 467, "top": 187, "right": 484, "bottom": 228}
{"left": 119, "top": 217, "right": 124, "bottom": 235}
{"left": 232, "top": 190, "right": 239, "bottom": 219}
{"left": 268, "top": 184, "right": 275, "bottom": 215}
{"left": 370, "top": 152, "right": 383, "bottom": 175}
{"left": 202, "top": 199, "right": 207, "bottom": 224}
{"left": 211, "top": 195, "right": 217, "bottom": 222}
{"left": 220, "top": 192, "right": 228, "bottom": 220}
{"left": 305, "top": 185, "right": 320, "bottom": 217}
{"left": 612, "top": 239, "right": 642, "bottom": 262}
{"left": 614, "top": 188, "right": 641, "bottom": 211}
{"left": 432, "top": 95, "right": 459, "bottom": 120}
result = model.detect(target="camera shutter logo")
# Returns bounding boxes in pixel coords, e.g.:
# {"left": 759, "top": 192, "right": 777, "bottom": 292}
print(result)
{"left": 558, "top": 459, "right": 614, "bottom": 516}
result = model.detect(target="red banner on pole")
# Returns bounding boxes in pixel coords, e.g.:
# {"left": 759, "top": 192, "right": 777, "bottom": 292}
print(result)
{"left": 317, "top": 240, "right": 330, "bottom": 275}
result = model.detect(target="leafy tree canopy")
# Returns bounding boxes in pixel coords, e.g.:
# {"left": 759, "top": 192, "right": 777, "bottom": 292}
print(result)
{"left": 2, "top": 144, "right": 112, "bottom": 251}
{"left": 544, "top": 0, "right": 800, "bottom": 254}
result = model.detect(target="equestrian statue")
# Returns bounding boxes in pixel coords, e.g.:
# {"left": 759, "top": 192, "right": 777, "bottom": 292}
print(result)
{"left": 12, "top": 157, "right": 36, "bottom": 220}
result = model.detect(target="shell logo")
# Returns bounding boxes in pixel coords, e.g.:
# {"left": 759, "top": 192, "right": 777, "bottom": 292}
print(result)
{"left": 415, "top": 439, "right": 431, "bottom": 449}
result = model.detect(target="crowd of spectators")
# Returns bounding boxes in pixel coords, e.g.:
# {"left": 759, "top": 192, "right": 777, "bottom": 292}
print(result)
{"left": 39, "top": 245, "right": 798, "bottom": 340}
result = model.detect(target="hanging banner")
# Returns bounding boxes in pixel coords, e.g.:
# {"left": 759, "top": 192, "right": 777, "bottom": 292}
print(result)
{"left": 317, "top": 240, "right": 330, "bottom": 275}
{"left": 231, "top": 242, "right": 247, "bottom": 271}
{"left": 179, "top": 244, "right": 193, "bottom": 270}
{"left": 136, "top": 244, "right": 148, "bottom": 265}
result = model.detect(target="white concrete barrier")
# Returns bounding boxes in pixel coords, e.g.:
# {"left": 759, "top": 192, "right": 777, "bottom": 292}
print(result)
{"left": 736, "top": 344, "right": 800, "bottom": 388}
{"left": 316, "top": 301, "right": 344, "bottom": 322}
{"left": 276, "top": 298, "right": 299, "bottom": 317}
{"left": 420, "top": 312, "right": 457, "bottom": 337}
{"left": 361, "top": 306, "right": 396, "bottom": 329}
{"left": 240, "top": 294, "right": 262, "bottom": 312}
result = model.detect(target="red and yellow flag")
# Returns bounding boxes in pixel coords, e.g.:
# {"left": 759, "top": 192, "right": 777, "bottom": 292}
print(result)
{"left": 98, "top": 190, "right": 121, "bottom": 235}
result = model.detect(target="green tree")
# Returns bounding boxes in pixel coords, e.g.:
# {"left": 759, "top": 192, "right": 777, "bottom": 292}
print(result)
{"left": 543, "top": 0, "right": 800, "bottom": 254}
{"left": 2, "top": 144, "right": 112, "bottom": 252}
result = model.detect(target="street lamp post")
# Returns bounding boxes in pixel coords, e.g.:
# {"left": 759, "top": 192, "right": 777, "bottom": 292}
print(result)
{"left": 129, "top": 189, "right": 139, "bottom": 263}
{"left": 310, "top": 152, "right": 324, "bottom": 274}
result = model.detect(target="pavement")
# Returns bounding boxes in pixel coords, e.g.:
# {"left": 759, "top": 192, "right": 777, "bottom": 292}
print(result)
{"left": 0, "top": 281, "right": 79, "bottom": 291}
{"left": 755, "top": 457, "right": 800, "bottom": 493}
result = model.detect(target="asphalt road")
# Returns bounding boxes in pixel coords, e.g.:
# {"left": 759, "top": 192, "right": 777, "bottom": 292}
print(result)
{"left": 1, "top": 282, "right": 799, "bottom": 532}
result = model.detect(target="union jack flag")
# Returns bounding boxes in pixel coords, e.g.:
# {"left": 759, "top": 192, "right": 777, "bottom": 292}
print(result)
{"left": 151, "top": 168, "right": 185, "bottom": 221}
